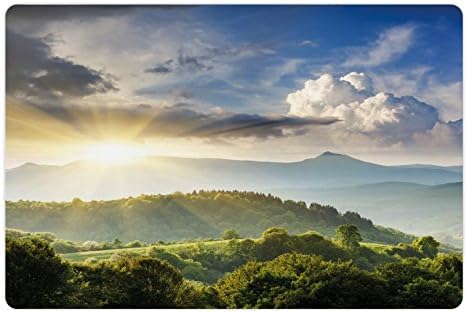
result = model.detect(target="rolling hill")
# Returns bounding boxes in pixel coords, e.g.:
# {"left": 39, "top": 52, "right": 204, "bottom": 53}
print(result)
{"left": 267, "top": 181, "right": 462, "bottom": 247}
{"left": 5, "top": 190, "right": 414, "bottom": 245}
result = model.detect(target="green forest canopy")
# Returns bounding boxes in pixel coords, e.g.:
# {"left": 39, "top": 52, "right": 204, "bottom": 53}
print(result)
{"left": 6, "top": 225, "right": 462, "bottom": 308}
{"left": 6, "top": 190, "right": 414, "bottom": 244}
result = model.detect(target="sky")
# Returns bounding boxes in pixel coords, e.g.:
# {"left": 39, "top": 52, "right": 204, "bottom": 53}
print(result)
{"left": 5, "top": 5, "right": 463, "bottom": 167}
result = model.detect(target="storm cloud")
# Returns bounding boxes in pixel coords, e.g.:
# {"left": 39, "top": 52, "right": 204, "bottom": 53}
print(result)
{"left": 6, "top": 30, "right": 117, "bottom": 105}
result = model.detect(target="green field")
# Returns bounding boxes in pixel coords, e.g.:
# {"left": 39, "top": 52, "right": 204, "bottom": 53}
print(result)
{"left": 60, "top": 239, "right": 234, "bottom": 262}
{"left": 61, "top": 239, "right": 393, "bottom": 262}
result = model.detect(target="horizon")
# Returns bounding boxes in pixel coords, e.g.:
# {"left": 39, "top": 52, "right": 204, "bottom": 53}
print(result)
{"left": 6, "top": 150, "right": 464, "bottom": 170}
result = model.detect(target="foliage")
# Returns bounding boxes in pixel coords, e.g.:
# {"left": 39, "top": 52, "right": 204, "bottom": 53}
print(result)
{"left": 6, "top": 237, "right": 73, "bottom": 308}
{"left": 6, "top": 228, "right": 147, "bottom": 253}
{"left": 217, "top": 253, "right": 462, "bottom": 308}
{"left": 5, "top": 231, "right": 462, "bottom": 309}
{"left": 221, "top": 229, "right": 241, "bottom": 240}
{"left": 412, "top": 236, "right": 440, "bottom": 258}
{"left": 6, "top": 191, "right": 415, "bottom": 244}
{"left": 334, "top": 224, "right": 362, "bottom": 249}
{"left": 384, "top": 243, "right": 425, "bottom": 259}
{"left": 216, "top": 253, "right": 385, "bottom": 308}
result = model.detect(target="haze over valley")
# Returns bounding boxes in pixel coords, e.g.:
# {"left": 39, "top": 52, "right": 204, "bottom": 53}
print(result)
{"left": 6, "top": 151, "right": 462, "bottom": 246}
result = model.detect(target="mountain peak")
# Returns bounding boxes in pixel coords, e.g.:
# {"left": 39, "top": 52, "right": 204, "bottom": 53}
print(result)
{"left": 19, "top": 162, "right": 39, "bottom": 168}
{"left": 317, "top": 151, "right": 343, "bottom": 157}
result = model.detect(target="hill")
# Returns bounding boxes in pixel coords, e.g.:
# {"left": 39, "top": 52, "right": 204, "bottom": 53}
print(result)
{"left": 265, "top": 182, "right": 462, "bottom": 247}
{"left": 5, "top": 152, "right": 461, "bottom": 201}
{"left": 267, "top": 182, "right": 462, "bottom": 247}
{"left": 397, "top": 164, "right": 462, "bottom": 173}
{"left": 5, "top": 190, "right": 414, "bottom": 244}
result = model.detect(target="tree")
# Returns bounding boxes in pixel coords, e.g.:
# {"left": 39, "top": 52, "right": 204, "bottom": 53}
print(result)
{"left": 412, "top": 236, "right": 440, "bottom": 258}
{"left": 113, "top": 256, "right": 186, "bottom": 307}
{"left": 72, "top": 255, "right": 187, "bottom": 308}
{"left": 112, "top": 238, "right": 123, "bottom": 248}
{"left": 257, "top": 227, "right": 294, "bottom": 261}
{"left": 222, "top": 229, "right": 241, "bottom": 240}
{"left": 375, "top": 258, "right": 435, "bottom": 304}
{"left": 6, "top": 237, "right": 73, "bottom": 308}
{"left": 71, "top": 197, "right": 84, "bottom": 207}
{"left": 334, "top": 224, "right": 362, "bottom": 249}
{"left": 400, "top": 277, "right": 461, "bottom": 308}
{"left": 216, "top": 253, "right": 386, "bottom": 308}
{"left": 419, "top": 253, "right": 463, "bottom": 288}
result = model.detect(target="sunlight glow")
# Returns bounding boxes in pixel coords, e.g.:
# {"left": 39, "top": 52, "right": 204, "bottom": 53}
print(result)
{"left": 83, "top": 143, "right": 145, "bottom": 163}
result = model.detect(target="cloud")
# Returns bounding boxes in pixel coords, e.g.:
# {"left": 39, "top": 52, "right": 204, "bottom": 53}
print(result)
{"left": 287, "top": 72, "right": 445, "bottom": 144}
{"left": 184, "top": 113, "right": 338, "bottom": 138}
{"left": 368, "top": 67, "right": 462, "bottom": 121}
{"left": 7, "top": 5, "right": 133, "bottom": 23}
{"left": 145, "top": 43, "right": 274, "bottom": 76}
{"left": 413, "top": 119, "right": 462, "bottom": 152}
{"left": 139, "top": 107, "right": 338, "bottom": 139}
{"left": 340, "top": 72, "right": 373, "bottom": 92}
{"left": 421, "top": 79, "right": 462, "bottom": 122}
{"left": 6, "top": 30, "right": 117, "bottom": 105}
{"left": 287, "top": 73, "right": 369, "bottom": 117}
{"left": 299, "top": 40, "right": 318, "bottom": 47}
{"left": 261, "top": 58, "right": 304, "bottom": 87}
{"left": 145, "top": 60, "right": 173, "bottom": 74}
{"left": 343, "top": 25, "right": 415, "bottom": 67}
{"left": 12, "top": 101, "right": 339, "bottom": 141}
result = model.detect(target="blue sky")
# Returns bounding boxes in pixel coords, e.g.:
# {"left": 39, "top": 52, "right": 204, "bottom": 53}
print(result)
{"left": 5, "top": 5, "right": 463, "bottom": 166}
{"left": 131, "top": 5, "right": 462, "bottom": 114}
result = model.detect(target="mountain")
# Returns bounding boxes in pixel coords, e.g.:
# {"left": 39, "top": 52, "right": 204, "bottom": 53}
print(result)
{"left": 5, "top": 152, "right": 462, "bottom": 201}
{"left": 267, "top": 182, "right": 462, "bottom": 247}
{"left": 397, "top": 164, "right": 462, "bottom": 173}
{"left": 5, "top": 190, "right": 414, "bottom": 244}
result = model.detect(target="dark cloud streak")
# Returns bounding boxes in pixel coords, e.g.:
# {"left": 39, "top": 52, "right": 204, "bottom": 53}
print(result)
{"left": 23, "top": 103, "right": 339, "bottom": 140}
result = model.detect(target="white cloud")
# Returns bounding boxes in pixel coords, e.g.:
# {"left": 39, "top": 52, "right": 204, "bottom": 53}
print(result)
{"left": 413, "top": 120, "right": 462, "bottom": 152}
{"left": 261, "top": 58, "right": 304, "bottom": 87}
{"left": 369, "top": 68, "right": 462, "bottom": 121}
{"left": 421, "top": 79, "right": 462, "bottom": 122}
{"left": 340, "top": 72, "right": 373, "bottom": 91}
{"left": 287, "top": 73, "right": 368, "bottom": 117}
{"left": 287, "top": 72, "right": 443, "bottom": 144}
{"left": 299, "top": 40, "right": 318, "bottom": 47}
{"left": 343, "top": 25, "right": 415, "bottom": 67}
{"left": 31, "top": 11, "right": 274, "bottom": 111}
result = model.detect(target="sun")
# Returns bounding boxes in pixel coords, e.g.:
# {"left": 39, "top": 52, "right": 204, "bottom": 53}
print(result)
{"left": 83, "top": 142, "right": 145, "bottom": 163}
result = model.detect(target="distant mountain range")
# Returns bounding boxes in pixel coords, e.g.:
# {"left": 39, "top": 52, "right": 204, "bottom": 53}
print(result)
{"left": 396, "top": 164, "right": 462, "bottom": 173}
{"left": 5, "top": 151, "right": 462, "bottom": 201}
{"left": 5, "top": 152, "right": 462, "bottom": 247}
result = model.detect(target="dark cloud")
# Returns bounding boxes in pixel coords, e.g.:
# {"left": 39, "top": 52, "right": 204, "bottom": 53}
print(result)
{"left": 6, "top": 30, "right": 117, "bottom": 104}
{"left": 145, "top": 65, "right": 172, "bottom": 74}
{"left": 145, "top": 59, "right": 174, "bottom": 74}
{"left": 184, "top": 113, "right": 339, "bottom": 138}
{"left": 205, "top": 42, "right": 276, "bottom": 58}
{"left": 177, "top": 55, "right": 213, "bottom": 72}
{"left": 145, "top": 54, "right": 212, "bottom": 75}
{"left": 28, "top": 104, "right": 338, "bottom": 140}
{"left": 145, "top": 42, "right": 275, "bottom": 76}
{"left": 447, "top": 119, "right": 463, "bottom": 136}
{"left": 6, "top": 5, "right": 136, "bottom": 30}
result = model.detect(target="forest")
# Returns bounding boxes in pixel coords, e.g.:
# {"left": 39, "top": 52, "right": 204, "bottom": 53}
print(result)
{"left": 6, "top": 190, "right": 414, "bottom": 244}
{"left": 6, "top": 223, "right": 462, "bottom": 308}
